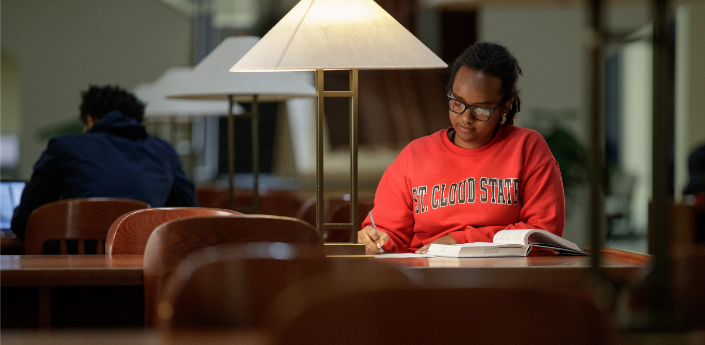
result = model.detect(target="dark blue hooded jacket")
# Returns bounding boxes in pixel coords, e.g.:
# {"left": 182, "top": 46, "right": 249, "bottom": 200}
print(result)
{"left": 11, "top": 111, "right": 197, "bottom": 240}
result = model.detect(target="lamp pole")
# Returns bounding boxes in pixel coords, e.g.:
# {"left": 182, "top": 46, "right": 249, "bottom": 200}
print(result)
{"left": 316, "top": 70, "right": 325, "bottom": 237}
{"left": 315, "top": 69, "right": 360, "bottom": 242}
{"left": 648, "top": 0, "right": 674, "bottom": 317}
{"left": 587, "top": 0, "right": 605, "bottom": 280}
{"left": 228, "top": 94, "right": 235, "bottom": 210}
{"left": 252, "top": 95, "right": 260, "bottom": 213}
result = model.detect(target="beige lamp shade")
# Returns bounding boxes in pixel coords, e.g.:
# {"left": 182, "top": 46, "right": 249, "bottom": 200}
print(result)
{"left": 143, "top": 67, "right": 245, "bottom": 117}
{"left": 168, "top": 36, "right": 315, "bottom": 102}
{"left": 133, "top": 82, "right": 155, "bottom": 105}
{"left": 229, "top": 0, "right": 447, "bottom": 71}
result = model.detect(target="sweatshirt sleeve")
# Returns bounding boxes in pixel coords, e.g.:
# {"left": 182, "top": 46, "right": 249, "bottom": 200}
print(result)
{"left": 361, "top": 149, "right": 415, "bottom": 253}
{"left": 449, "top": 158, "right": 566, "bottom": 243}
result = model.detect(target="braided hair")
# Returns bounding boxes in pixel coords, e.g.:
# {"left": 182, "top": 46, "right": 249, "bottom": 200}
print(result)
{"left": 79, "top": 85, "right": 146, "bottom": 124}
{"left": 447, "top": 42, "right": 522, "bottom": 125}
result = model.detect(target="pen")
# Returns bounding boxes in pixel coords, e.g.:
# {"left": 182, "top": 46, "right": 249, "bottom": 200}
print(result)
{"left": 368, "top": 211, "right": 384, "bottom": 254}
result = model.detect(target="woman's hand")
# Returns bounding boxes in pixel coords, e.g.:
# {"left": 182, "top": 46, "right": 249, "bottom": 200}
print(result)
{"left": 415, "top": 234, "right": 457, "bottom": 254}
{"left": 357, "top": 226, "right": 389, "bottom": 255}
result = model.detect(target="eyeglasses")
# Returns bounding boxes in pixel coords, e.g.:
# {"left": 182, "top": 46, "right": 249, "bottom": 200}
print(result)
{"left": 446, "top": 90, "right": 503, "bottom": 122}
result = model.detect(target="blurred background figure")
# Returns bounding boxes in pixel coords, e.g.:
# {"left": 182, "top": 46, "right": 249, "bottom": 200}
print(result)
{"left": 684, "top": 144, "right": 705, "bottom": 206}
{"left": 11, "top": 85, "right": 197, "bottom": 241}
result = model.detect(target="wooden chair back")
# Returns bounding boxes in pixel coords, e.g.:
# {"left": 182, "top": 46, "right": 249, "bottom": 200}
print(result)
{"left": 105, "top": 207, "right": 242, "bottom": 255}
{"left": 672, "top": 243, "right": 705, "bottom": 328}
{"left": 24, "top": 198, "right": 149, "bottom": 255}
{"left": 196, "top": 186, "right": 307, "bottom": 217}
{"left": 267, "top": 287, "right": 616, "bottom": 345}
{"left": 159, "top": 242, "right": 328, "bottom": 329}
{"left": 142, "top": 215, "right": 322, "bottom": 326}
{"left": 327, "top": 197, "right": 375, "bottom": 242}
{"left": 232, "top": 190, "right": 308, "bottom": 218}
{"left": 295, "top": 197, "right": 344, "bottom": 227}
{"left": 648, "top": 202, "right": 705, "bottom": 247}
{"left": 160, "top": 245, "right": 410, "bottom": 330}
{"left": 195, "top": 185, "right": 231, "bottom": 208}
{"left": 294, "top": 197, "right": 318, "bottom": 226}
{"left": 295, "top": 196, "right": 374, "bottom": 242}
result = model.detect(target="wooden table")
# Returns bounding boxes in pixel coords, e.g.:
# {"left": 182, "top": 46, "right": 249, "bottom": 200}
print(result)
{"left": 1, "top": 251, "right": 649, "bottom": 288}
{"left": 0, "top": 329, "right": 272, "bottom": 345}
{"left": 4, "top": 326, "right": 703, "bottom": 345}
{"left": 377, "top": 250, "right": 650, "bottom": 291}
{"left": 1, "top": 249, "right": 650, "bottom": 329}
{"left": 1, "top": 255, "right": 145, "bottom": 329}
{"left": 1, "top": 255, "right": 143, "bottom": 286}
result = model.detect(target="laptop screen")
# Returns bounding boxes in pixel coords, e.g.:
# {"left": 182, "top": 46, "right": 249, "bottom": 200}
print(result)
{"left": 0, "top": 180, "right": 26, "bottom": 231}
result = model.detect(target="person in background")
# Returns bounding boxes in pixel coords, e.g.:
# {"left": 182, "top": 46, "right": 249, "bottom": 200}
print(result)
{"left": 11, "top": 85, "right": 197, "bottom": 241}
{"left": 358, "top": 42, "right": 565, "bottom": 254}
{"left": 684, "top": 144, "right": 705, "bottom": 206}
{"left": 683, "top": 143, "right": 705, "bottom": 244}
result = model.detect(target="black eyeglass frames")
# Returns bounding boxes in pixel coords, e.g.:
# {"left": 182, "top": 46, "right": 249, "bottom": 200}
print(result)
{"left": 446, "top": 90, "right": 504, "bottom": 122}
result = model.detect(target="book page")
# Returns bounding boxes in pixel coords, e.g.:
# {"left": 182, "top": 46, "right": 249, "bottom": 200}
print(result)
{"left": 526, "top": 231, "right": 581, "bottom": 252}
{"left": 374, "top": 253, "right": 435, "bottom": 258}
{"left": 426, "top": 257, "right": 533, "bottom": 267}
{"left": 453, "top": 242, "right": 503, "bottom": 247}
{"left": 492, "top": 229, "right": 533, "bottom": 245}
{"left": 435, "top": 242, "right": 525, "bottom": 248}
{"left": 493, "top": 229, "right": 581, "bottom": 252}
{"left": 428, "top": 242, "right": 529, "bottom": 257}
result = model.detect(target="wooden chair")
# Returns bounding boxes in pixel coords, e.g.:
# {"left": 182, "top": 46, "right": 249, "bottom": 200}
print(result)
{"left": 142, "top": 215, "right": 322, "bottom": 326}
{"left": 648, "top": 202, "right": 705, "bottom": 247}
{"left": 159, "top": 243, "right": 410, "bottom": 330}
{"left": 327, "top": 197, "right": 375, "bottom": 242}
{"left": 672, "top": 243, "right": 705, "bottom": 329}
{"left": 159, "top": 242, "right": 328, "bottom": 329}
{"left": 194, "top": 185, "right": 231, "bottom": 208}
{"left": 294, "top": 197, "right": 318, "bottom": 226}
{"left": 296, "top": 196, "right": 374, "bottom": 242}
{"left": 105, "top": 207, "right": 242, "bottom": 255}
{"left": 266, "top": 287, "right": 617, "bottom": 345}
{"left": 24, "top": 198, "right": 149, "bottom": 255}
{"left": 296, "top": 197, "right": 344, "bottom": 228}
{"left": 230, "top": 190, "right": 308, "bottom": 218}
{"left": 196, "top": 185, "right": 307, "bottom": 217}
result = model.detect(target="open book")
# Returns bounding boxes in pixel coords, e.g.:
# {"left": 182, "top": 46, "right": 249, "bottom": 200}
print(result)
{"left": 427, "top": 229, "right": 587, "bottom": 258}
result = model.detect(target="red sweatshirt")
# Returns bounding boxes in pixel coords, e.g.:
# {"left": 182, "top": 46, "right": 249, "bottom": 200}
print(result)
{"left": 363, "top": 125, "right": 565, "bottom": 253}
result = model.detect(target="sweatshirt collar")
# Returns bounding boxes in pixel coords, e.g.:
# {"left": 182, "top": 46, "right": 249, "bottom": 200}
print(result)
{"left": 440, "top": 125, "right": 509, "bottom": 156}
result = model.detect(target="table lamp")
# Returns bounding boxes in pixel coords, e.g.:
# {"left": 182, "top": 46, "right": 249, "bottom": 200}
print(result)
{"left": 141, "top": 67, "right": 245, "bottom": 118}
{"left": 168, "top": 37, "right": 316, "bottom": 211}
{"left": 229, "top": 0, "right": 447, "bottom": 241}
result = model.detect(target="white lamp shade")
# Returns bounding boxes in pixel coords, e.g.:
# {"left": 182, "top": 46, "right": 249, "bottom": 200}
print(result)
{"left": 139, "top": 67, "right": 245, "bottom": 118}
{"left": 230, "top": 0, "right": 447, "bottom": 71}
{"left": 133, "top": 82, "right": 155, "bottom": 104}
{"left": 168, "top": 37, "right": 316, "bottom": 101}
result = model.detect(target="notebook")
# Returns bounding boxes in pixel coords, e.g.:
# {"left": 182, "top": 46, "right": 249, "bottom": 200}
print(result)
{"left": 0, "top": 180, "right": 26, "bottom": 236}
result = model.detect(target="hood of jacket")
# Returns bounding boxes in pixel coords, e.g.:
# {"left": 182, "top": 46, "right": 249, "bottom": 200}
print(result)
{"left": 87, "top": 110, "right": 148, "bottom": 140}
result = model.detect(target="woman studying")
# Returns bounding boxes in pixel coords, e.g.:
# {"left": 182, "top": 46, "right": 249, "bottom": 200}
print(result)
{"left": 358, "top": 42, "right": 565, "bottom": 254}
